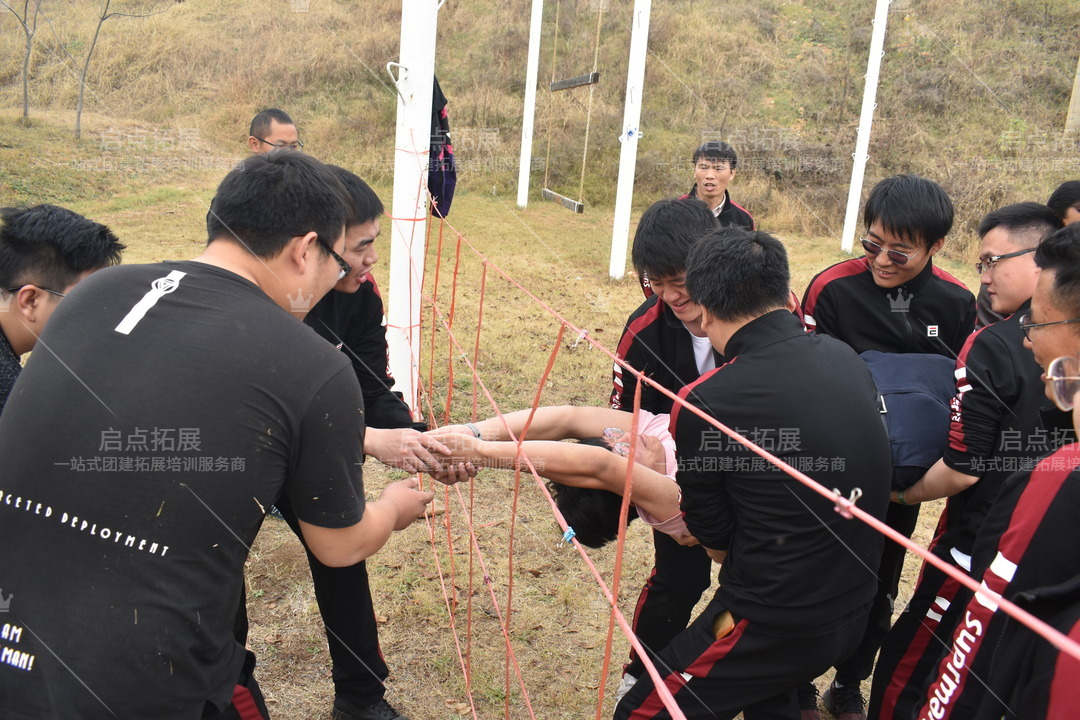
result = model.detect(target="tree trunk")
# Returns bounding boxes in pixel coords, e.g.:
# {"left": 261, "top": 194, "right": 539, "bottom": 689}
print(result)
{"left": 1067, "top": 53, "right": 1080, "bottom": 137}
{"left": 76, "top": 0, "right": 110, "bottom": 141}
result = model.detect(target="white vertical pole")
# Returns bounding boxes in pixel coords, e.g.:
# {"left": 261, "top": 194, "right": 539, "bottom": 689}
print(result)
{"left": 840, "top": 0, "right": 891, "bottom": 253}
{"left": 609, "top": 0, "right": 651, "bottom": 279}
{"left": 387, "top": 0, "right": 440, "bottom": 412}
{"left": 517, "top": 0, "right": 545, "bottom": 208}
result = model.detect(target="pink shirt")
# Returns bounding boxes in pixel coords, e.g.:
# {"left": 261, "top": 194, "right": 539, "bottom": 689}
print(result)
{"left": 632, "top": 410, "right": 689, "bottom": 538}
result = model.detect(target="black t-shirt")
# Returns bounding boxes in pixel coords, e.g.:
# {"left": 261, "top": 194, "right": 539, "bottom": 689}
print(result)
{"left": 0, "top": 261, "right": 366, "bottom": 719}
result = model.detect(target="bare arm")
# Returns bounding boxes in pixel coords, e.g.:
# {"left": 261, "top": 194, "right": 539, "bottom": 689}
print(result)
{"left": 892, "top": 457, "right": 978, "bottom": 505}
{"left": 429, "top": 405, "right": 641, "bottom": 442}
{"left": 298, "top": 478, "right": 434, "bottom": 567}
{"left": 436, "top": 434, "right": 680, "bottom": 522}
{"left": 364, "top": 426, "right": 454, "bottom": 473}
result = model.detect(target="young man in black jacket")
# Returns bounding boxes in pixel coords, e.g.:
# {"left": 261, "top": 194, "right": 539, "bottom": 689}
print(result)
{"left": 614, "top": 227, "right": 891, "bottom": 720}
{"left": 799, "top": 174, "right": 976, "bottom": 719}
{"left": 868, "top": 202, "right": 1071, "bottom": 719}
{"left": 609, "top": 198, "right": 721, "bottom": 698}
{"left": 679, "top": 141, "right": 755, "bottom": 230}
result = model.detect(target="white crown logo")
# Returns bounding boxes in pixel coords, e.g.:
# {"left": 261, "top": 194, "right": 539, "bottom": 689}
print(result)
{"left": 288, "top": 288, "right": 314, "bottom": 311}
{"left": 0, "top": 589, "right": 12, "bottom": 612}
{"left": 888, "top": 288, "right": 913, "bottom": 313}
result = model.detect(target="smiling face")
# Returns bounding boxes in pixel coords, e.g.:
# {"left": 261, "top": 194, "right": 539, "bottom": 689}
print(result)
{"left": 862, "top": 221, "right": 942, "bottom": 289}
{"left": 332, "top": 218, "right": 380, "bottom": 293}
{"left": 1025, "top": 268, "right": 1080, "bottom": 404}
{"left": 978, "top": 227, "right": 1039, "bottom": 315}
{"left": 649, "top": 272, "right": 703, "bottom": 326}
{"left": 693, "top": 159, "right": 735, "bottom": 209}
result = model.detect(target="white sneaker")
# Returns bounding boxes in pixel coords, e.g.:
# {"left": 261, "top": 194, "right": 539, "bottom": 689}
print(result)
{"left": 615, "top": 673, "right": 638, "bottom": 703}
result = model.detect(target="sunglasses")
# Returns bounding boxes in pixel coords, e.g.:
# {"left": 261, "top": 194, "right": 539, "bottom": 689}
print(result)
{"left": 1047, "top": 355, "right": 1080, "bottom": 412}
{"left": 860, "top": 237, "right": 924, "bottom": 266}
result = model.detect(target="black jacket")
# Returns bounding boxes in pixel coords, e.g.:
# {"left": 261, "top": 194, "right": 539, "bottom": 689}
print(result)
{"left": 802, "top": 257, "right": 976, "bottom": 357}
{"left": 941, "top": 301, "right": 1074, "bottom": 554}
{"left": 304, "top": 275, "right": 417, "bottom": 429}
{"left": 672, "top": 309, "right": 892, "bottom": 630}
{"left": 610, "top": 294, "right": 722, "bottom": 414}
{"left": 680, "top": 186, "right": 755, "bottom": 230}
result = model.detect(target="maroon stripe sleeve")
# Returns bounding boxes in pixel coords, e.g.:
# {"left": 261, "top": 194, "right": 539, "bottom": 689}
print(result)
{"left": 944, "top": 327, "right": 985, "bottom": 454}
{"left": 612, "top": 301, "right": 666, "bottom": 409}
{"left": 1047, "top": 616, "right": 1080, "bottom": 718}
{"left": 801, "top": 258, "right": 866, "bottom": 321}
{"left": 931, "top": 265, "right": 972, "bottom": 291}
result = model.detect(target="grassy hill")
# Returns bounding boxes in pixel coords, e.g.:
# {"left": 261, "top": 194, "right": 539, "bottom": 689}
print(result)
{"left": 2, "top": 0, "right": 1078, "bottom": 258}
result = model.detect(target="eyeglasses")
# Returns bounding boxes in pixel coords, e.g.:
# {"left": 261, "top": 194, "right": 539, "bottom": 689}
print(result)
{"left": 316, "top": 237, "right": 351, "bottom": 280}
{"left": 4, "top": 284, "right": 65, "bottom": 298}
{"left": 254, "top": 137, "right": 304, "bottom": 150}
{"left": 1047, "top": 355, "right": 1080, "bottom": 411}
{"left": 860, "top": 237, "right": 924, "bottom": 266}
{"left": 1017, "top": 312, "right": 1080, "bottom": 342}
{"left": 975, "top": 247, "right": 1035, "bottom": 275}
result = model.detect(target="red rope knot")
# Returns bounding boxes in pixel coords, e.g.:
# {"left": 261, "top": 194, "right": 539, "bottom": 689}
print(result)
{"left": 831, "top": 487, "right": 863, "bottom": 520}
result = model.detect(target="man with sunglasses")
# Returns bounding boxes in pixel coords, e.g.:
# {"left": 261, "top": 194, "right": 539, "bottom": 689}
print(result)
{"left": 867, "top": 223, "right": 1080, "bottom": 719}
{"left": 868, "top": 202, "right": 1072, "bottom": 720}
{"left": 0, "top": 203, "right": 124, "bottom": 413}
{"left": 799, "top": 175, "right": 976, "bottom": 719}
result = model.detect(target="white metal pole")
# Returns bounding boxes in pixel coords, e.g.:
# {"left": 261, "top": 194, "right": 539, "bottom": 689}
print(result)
{"left": 387, "top": 0, "right": 440, "bottom": 412}
{"left": 840, "top": 0, "right": 891, "bottom": 253}
{"left": 517, "top": 0, "right": 545, "bottom": 208}
{"left": 609, "top": 0, "right": 651, "bottom": 279}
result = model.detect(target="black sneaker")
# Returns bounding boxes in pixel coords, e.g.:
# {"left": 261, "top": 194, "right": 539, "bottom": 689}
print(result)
{"left": 331, "top": 698, "right": 411, "bottom": 720}
{"left": 797, "top": 681, "right": 822, "bottom": 720}
{"left": 822, "top": 679, "right": 866, "bottom": 720}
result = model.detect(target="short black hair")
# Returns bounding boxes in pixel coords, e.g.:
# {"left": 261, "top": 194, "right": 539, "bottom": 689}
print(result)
{"left": 1047, "top": 181, "right": 1080, "bottom": 221}
{"left": 327, "top": 166, "right": 384, "bottom": 228}
{"left": 692, "top": 141, "right": 738, "bottom": 170}
{"left": 977, "top": 202, "right": 1062, "bottom": 248}
{"left": 1034, "top": 224, "right": 1080, "bottom": 321}
{"left": 249, "top": 108, "right": 295, "bottom": 139}
{"left": 631, "top": 198, "right": 718, "bottom": 280}
{"left": 864, "top": 174, "right": 954, "bottom": 250}
{"left": 685, "top": 227, "right": 791, "bottom": 322}
{"left": 0, "top": 204, "right": 124, "bottom": 291}
{"left": 545, "top": 437, "right": 638, "bottom": 549}
{"left": 206, "top": 151, "right": 348, "bottom": 259}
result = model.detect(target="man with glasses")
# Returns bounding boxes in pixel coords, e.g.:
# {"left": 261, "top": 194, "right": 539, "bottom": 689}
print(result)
{"left": 868, "top": 202, "right": 1072, "bottom": 719}
{"left": 290, "top": 166, "right": 451, "bottom": 720}
{"left": 870, "top": 223, "right": 1080, "bottom": 719}
{"left": 247, "top": 107, "right": 304, "bottom": 152}
{"left": 0, "top": 203, "right": 124, "bottom": 413}
{"left": 799, "top": 175, "right": 976, "bottom": 719}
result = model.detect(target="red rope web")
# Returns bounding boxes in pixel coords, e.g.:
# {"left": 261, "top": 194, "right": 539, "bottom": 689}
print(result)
{"left": 380, "top": 165, "right": 1080, "bottom": 718}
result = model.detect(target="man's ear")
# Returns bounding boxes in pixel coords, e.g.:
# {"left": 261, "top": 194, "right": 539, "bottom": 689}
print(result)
{"left": 285, "top": 232, "right": 320, "bottom": 271}
{"left": 246, "top": 136, "right": 261, "bottom": 153}
{"left": 927, "top": 236, "right": 946, "bottom": 257}
{"left": 14, "top": 286, "right": 45, "bottom": 323}
{"left": 785, "top": 289, "right": 799, "bottom": 313}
